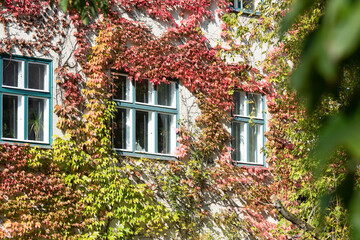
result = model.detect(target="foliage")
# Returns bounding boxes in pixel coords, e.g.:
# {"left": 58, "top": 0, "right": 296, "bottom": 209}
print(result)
{"left": 57, "top": 0, "right": 109, "bottom": 25}
{"left": 0, "top": 0, "right": 353, "bottom": 239}
{"left": 1, "top": 0, "right": 265, "bottom": 238}
{"left": 220, "top": 0, "right": 354, "bottom": 238}
{"left": 281, "top": 0, "right": 360, "bottom": 238}
{"left": 0, "top": 144, "right": 83, "bottom": 239}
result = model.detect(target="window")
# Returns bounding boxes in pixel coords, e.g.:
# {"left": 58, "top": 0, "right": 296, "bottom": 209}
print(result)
{"left": 232, "top": 0, "right": 260, "bottom": 13}
{"left": 232, "top": 92, "right": 265, "bottom": 165}
{"left": 0, "top": 56, "right": 52, "bottom": 144}
{"left": 112, "top": 73, "right": 178, "bottom": 158}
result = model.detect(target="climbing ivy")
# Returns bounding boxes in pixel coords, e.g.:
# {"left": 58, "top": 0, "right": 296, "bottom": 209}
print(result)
{"left": 220, "top": 0, "right": 352, "bottom": 238}
{"left": 0, "top": 0, "right": 352, "bottom": 239}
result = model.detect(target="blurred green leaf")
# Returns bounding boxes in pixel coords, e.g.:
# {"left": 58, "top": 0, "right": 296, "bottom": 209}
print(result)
{"left": 59, "top": 0, "right": 68, "bottom": 12}
{"left": 325, "top": 0, "right": 360, "bottom": 63}
{"left": 82, "top": 14, "right": 90, "bottom": 25}
{"left": 320, "top": 193, "right": 333, "bottom": 219}
{"left": 350, "top": 190, "right": 360, "bottom": 239}
{"left": 315, "top": 105, "right": 360, "bottom": 170}
{"left": 336, "top": 171, "right": 355, "bottom": 209}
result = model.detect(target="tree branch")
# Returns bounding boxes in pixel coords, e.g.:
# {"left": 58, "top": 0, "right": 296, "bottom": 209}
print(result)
{"left": 271, "top": 195, "right": 319, "bottom": 239}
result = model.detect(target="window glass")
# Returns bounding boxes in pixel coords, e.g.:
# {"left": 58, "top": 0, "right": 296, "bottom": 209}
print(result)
{"left": 113, "top": 75, "right": 128, "bottom": 100}
{"left": 28, "top": 98, "right": 45, "bottom": 141}
{"left": 158, "top": 83, "right": 173, "bottom": 106}
{"left": 136, "top": 80, "right": 149, "bottom": 103}
{"left": 3, "top": 59, "right": 22, "bottom": 87}
{"left": 248, "top": 93, "right": 262, "bottom": 118}
{"left": 232, "top": 122, "right": 246, "bottom": 162}
{"left": 234, "top": 91, "right": 246, "bottom": 115}
{"left": 114, "top": 108, "right": 131, "bottom": 149}
{"left": 158, "top": 114, "right": 172, "bottom": 154}
{"left": 28, "top": 62, "right": 46, "bottom": 90}
{"left": 249, "top": 124, "right": 262, "bottom": 163}
{"left": 243, "top": 0, "right": 254, "bottom": 11}
{"left": 136, "top": 111, "right": 148, "bottom": 152}
{"left": 2, "top": 95, "right": 18, "bottom": 139}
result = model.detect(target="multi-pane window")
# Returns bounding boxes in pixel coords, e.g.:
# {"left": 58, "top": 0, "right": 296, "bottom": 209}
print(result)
{"left": 233, "top": 0, "right": 258, "bottom": 12}
{"left": 0, "top": 56, "right": 52, "bottom": 144}
{"left": 112, "top": 73, "right": 178, "bottom": 157}
{"left": 232, "top": 92, "right": 265, "bottom": 164}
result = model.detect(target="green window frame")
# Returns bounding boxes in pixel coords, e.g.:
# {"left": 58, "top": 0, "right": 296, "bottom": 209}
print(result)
{"left": 112, "top": 73, "right": 179, "bottom": 160}
{"left": 232, "top": 91, "right": 265, "bottom": 166}
{"left": 0, "top": 55, "right": 53, "bottom": 145}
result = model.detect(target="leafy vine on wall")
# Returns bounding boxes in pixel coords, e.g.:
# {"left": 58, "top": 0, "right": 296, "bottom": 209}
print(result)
{"left": 0, "top": 0, "right": 350, "bottom": 239}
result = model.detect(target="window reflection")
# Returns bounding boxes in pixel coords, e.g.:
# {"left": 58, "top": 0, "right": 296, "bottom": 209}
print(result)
{"left": 2, "top": 95, "right": 18, "bottom": 139}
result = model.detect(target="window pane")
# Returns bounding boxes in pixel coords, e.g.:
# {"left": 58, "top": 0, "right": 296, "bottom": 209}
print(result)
{"left": 158, "top": 114, "right": 172, "bottom": 154}
{"left": 2, "top": 95, "right": 18, "bottom": 138}
{"left": 3, "top": 59, "right": 22, "bottom": 87}
{"left": 249, "top": 124, "right": 262, "bottom": 163}
{"left": 136, "top": 80, "right": 149, "bottom": 103}
{"left": 136, "top": 111, "right": 148, "bottom": 152}
{"left": 232, "top": 122, "right": 246, "bottom": 162}
{"left": 234, "top": 91, "right": 245, "bottom": 115}
{"left": 114, "top": 108, "right": 128, "bottom": 149}
{"left": 28, "top": 98, "right": 45, "bottom": 141}
{"left": 248, "top": 93, "right": 262, "bottom": 118}
{"left": 28, "top": 62, "right": 46, "bottom": 90}
{"left": 243, "top": 0, "right": 254, "bottom": 11}
{"left": 158, "top": 83, "right": 173, "bottom": 106}
{"left": 113, "top": 74, "right": 128, "bottom": 100}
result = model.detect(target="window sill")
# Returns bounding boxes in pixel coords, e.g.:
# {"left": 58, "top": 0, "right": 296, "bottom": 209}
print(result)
{"left": 116, "top": 150, "right": 177, "bottom": 161}
{"left": 0, "top": 140, "right": 52, "bottom": 148}
{"left": 232, "top": 160, "right": 266, "bottom": 167}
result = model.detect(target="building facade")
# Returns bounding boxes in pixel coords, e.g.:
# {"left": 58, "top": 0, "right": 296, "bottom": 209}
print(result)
{"left": 0, "top": 0, "right": 276, "bottom": 239}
